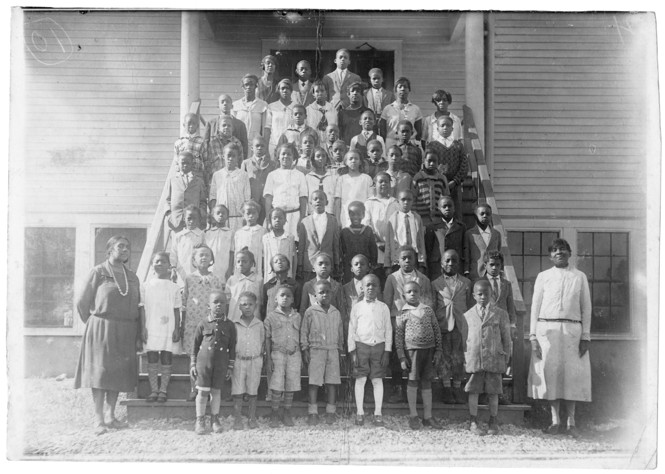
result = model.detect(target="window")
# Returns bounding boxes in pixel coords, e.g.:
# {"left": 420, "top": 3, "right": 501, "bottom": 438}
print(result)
{"left": 24, "top": 227, "right": 76, "bottom": 327}
{"left": 94, "top": 228, "right": 147, "bottom": 272}
{"left": 508, "top": 230, "right": 560, "bottom": 332}
{"left": 577, "top": 232, "right": 630, "bottom": 334}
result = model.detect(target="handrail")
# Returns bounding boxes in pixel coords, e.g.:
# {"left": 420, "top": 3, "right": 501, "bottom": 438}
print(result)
{"left": 462, "top": 105, "right": 527, "bottom": 403}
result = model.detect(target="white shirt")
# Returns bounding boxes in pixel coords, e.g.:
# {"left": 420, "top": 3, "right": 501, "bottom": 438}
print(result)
{"left": 348, "top": 298, "right": 392, "bottom": 352}
{"left": 395, "top": 211, "right": 419, "bottom": 250}
{"left": 312, "top": 211, "right": 328, "bottom": 242}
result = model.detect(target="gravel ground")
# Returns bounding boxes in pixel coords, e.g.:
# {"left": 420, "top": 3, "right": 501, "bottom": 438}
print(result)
{"left": 9, "top": 378, "right": 647, "bottom": 466}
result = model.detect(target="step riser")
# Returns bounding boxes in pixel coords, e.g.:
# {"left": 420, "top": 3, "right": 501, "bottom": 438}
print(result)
{"left": 125, "top": 403, "right": 526, "bottom": 425}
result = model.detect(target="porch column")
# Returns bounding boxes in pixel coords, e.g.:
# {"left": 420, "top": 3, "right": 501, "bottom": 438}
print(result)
{"left": 465, "top": 12, "right": 484, "bottom": 150}
{"left": 180, "top": 11, "right": 200, "bottom": 134}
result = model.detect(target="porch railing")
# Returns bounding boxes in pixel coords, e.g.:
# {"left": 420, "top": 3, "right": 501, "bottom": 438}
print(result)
{"left": 462, "top": 105, "right": 527, "bottom": 403}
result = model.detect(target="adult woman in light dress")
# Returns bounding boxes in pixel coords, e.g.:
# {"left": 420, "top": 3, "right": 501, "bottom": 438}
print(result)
{"left": 528, "top": 238, "right": 591, "bottom": 438}
{"left": 74, "top": 235, "right": 145, "bottom": 435}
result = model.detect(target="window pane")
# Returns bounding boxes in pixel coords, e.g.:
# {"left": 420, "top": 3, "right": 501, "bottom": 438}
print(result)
{"left": 610, "top": 283, "right": 628, "bottom": 306}
{"left": 592, "top": 282, "right": 610, "bottom": 306}
{"left": 522, "top": 281, "right": 534, "bottom": 306}
{"left": 24, "top": 227, "right": 76, "bottom": 328}
{"left": 524, "top": 233, "right": 541, "bottom": 255}
{"left": 524, "top": 256, "right": 541, "bottom": 281}
{"left": 542, "top": 232, "right": 559, "bottom": 250}
{"left": 512, "top": 255, "right": 523, "bottom": 280}
{"left": 612, "top": 257, "right": 628, "bottom": 282}
{"left": 611, "top": 233, "right": 628, "bottom": 256}
{"left": 576, "top": 256, "right": 593, "bottom": 280}
{"left": 508, "top": 231, "right": 522, "bottom": 256}
{"left": 611, "top": 306, "right": 630, "bottom": 333}
{"left": 592, "top": 306, "right": 610, "bottom": 332}
{"left": 593, "top": 256, "right": 612, "bottom": 280}
{"left": 578, "top": 232, "right": 593, "bottom": 256}
{"left": 594, "top": 233, "right": 611, "bottom": 256}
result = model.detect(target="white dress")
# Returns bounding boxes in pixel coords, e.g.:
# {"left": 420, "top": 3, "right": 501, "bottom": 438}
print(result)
{"left": 205, "top": 226, "right": 234, "bottom": 284}
{"left": 527, "top": 266, "right": 592, "bottom": 402}
{"left": 141, "top": 278, "right": 182, "bottom": 352}
{"left": 334, "top": 173, "right": 374, "bottom": 227}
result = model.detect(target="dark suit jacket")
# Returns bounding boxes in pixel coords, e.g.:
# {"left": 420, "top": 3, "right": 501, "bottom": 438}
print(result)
{"left": 300, "top": 277, "right": 345, "bottom": 324}
{"left": 425, "top": 218, "right": 467, "bottom": 268}
{"left": 166, "top": 173, "right": 207, "bottom": 230}
{"left": 322, "top": 70, "right": 363, "bottom": 110}
{"left": 291, "top": 80, "right": 315, "bottom": 107}
{"left": 297, "top": 213, "right": 341, "bottom": 273}
{"left": 464, "top": 225, "right": 502, "bottom": 280}
{"left": 482, "top": 274, "right": 517, "bottom": 325}
{"left": 364, "top": 87, "right": 395, "bottom": 116}
{"left": 204, "top": 115, "right": 249, "bottom": 160}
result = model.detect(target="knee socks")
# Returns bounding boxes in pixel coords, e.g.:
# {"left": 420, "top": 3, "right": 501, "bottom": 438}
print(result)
{"left": 489, "top": 394, "right": 499, "bottom": 417}
{"left": 271, "top": 390, "right": 283, "bottom": 412}
{"left": 468, "top": 393, "right": 479, "bottom": 417}
{"left": 147, "top": 363, "right": 159, "bottom": 393}
{"left": 355, "top": 377, "right": 367, "bottom": 415}
{"left": 566, "top": 400, "right": 576, "bottom": 427}
{"left": 371, "top": 378, "right": 384, "bottom": 416}
{"left": 195, "top": 391, "right": 208, "bottom": 417}
{"left": 550, "top": 400, "right": 561, "bottom": 425}
{"left": 406, "top": 383, "right": 418, "bottom": 418}
{"left": 283, "top": 391, "right": 294, "bottom": 409}
{"left": 422, "top": 388, "right": 433, "bottom": 419}
{"left": 159, "top": 364, "right": 172, "bottom": 394}
{"left": 209, "top": 389, "right": 221, "bottom": 416}
{"left": 248, "top": 395, "right": 257, "bottom": 419}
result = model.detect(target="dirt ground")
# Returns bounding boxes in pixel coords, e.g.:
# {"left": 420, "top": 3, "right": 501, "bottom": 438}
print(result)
{"left": 7, "top": 377, "right": 651, "bottom": 467}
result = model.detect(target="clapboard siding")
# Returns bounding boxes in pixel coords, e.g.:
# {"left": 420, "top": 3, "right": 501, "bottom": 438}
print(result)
{"left": 199, "top": 11, "right": 465, "bottom": 123}
{"left": 23, "top": 10, "right": 181, "bottom": 215}
{"left": 489, "top": 12, "right": 648, "bottom": 219}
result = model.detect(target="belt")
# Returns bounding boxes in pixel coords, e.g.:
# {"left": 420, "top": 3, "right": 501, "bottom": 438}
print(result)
{"left": 236, "top": 354, "right": 263, "bottom": 360}
{"left": 538, "top": 318, "right": 581, "bottom": 324}
{"left": 273, "top": 348, "right": 299, "bottom": 356}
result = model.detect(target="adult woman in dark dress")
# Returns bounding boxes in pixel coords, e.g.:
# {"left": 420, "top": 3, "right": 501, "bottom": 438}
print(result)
{"left": 74, "top": 235, "right": 145, "bottom": 435}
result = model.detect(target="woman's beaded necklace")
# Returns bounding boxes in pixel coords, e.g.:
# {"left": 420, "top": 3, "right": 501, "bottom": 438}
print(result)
{"left": 108, "top": 261, "right": 129, "bottom": 297}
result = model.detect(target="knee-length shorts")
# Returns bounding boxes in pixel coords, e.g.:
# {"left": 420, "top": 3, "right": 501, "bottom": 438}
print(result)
{"left": 308, "top": 348, "right": 341, "bottom": 386}
{"left": 232, "top": 356, "right": 263, "bottom": 395}
{"left": 269, "top": 350, "right": 302, "bottom": 392}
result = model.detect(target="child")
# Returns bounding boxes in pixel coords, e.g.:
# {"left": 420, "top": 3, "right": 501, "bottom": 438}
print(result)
{"left": 341, "top": 254, "right": 372, "bottom": 317}
{"left": 348, "top": 273, "right": 392, "bottom": 426}
{"left": 329, "top": 139, "right": 349, "bottom": 177}
{"left": 340, "top": 201, "right": 378, "bottom": 283}
{"left": 363, "top": 172, "right": 399, "bottom": 281}
{"left": 380, "top": 77, "right": 423, "bottom": 150}
{"left": 166, "top": 152, "right": 207, "bottom": 233}
{"left": 305, "top": 147, "right": 336, "bottom": 215}
{"left": 364, "top": 68, "right": 395, "bottom": 124}
{"left": 206, "top": 204, "right": 234, "bottom": 284}
{"left": 425, "top": 195, "right": 467, "bottom": 281}
{"left": 292, "top": 60, "right": 315, "bottom": 106}
{"left": 142, "top": 252, "right": 181, "bottom": 403}
{"left": 383, "top": 246, "right": 433, "bottom": 403}
{"left": 385, "top": 145, "right": 412, "bottom": 197}
{"left": 294, "top": 132, "right": 317, "bottom": 175}
{"left": 431, "top": 249, "right": 472, "bottom": 404}
{"left": 207, "top": 115, "right": 246, "bottom": 179}
{"left": 307, "top": 81, "right": 338, "bottom": 145}
{"left": 322, "top": 48, "right": 362, "bottom": 111}
{"left": 463, "top": 280, "right": 512, "bottom": 436}
{"left": 231, "top": 291, "right": 265, "bottom": 430}
{"left": 233, "top": 200, "right": 267, "bottom": 276}
{"left": 301, "top": 279, "right": 344, "bottom": 425}
{"left": 209, "top": 143, "right": 251, "bottom": 234}
{"left": 300, "top": 253, "right": 345, "bottom": 318}
{"left": 190, "top": 290, "right": 236, "bottom": 434}
{"left": 385, "top": 190, "right": 427, "bottom": 272}
{"left": 262, "top": 208, "right": 297, "bottom": 283}
{"left": 183, "top": 245, "right": 224, "bottom": 400}
{"left": 433, "top": 115, "right": 468, "bottom": 217}
{"left": 323, "top": 124, "right": 340, "bottom": 160}
{"left": 350, "top": 111, "right": 386, "bottom": 164}
{"left": 241, "top": 136, "right": 277, "bottom": 225}
{"left": 265, "top": 78, "right": 295, "bottom": 158}
{"left": 297, "top": 191, "right": 340, "bottom": 281}
{"left": 263, "top": 142, "right": 308, "bottom": 240}
{"left": 225, "top": 248, "right": 263, "bottom": 323}
{"left": 412, "top": 146, "right": 450, "bottom": 228}
{"left": 171, "top": 205, "right": 206, "bottom": 283}
{"left": 333, "top": 150, "right": 373, "bottom": 228}
{"left": 264, "top": 284, "right": 302, "bottom": 427}
{"left": 277, "top": 104, "right": 318, "bottom": 149}
{"left": 262, "top": 253, "right": 302, "bottom": 320}
{"left": 363, "top": 140, "right": 388, "bottom": 179}
{"left": 393, "top": 120, "right": 423, "bottom": 177}
{"left": 464, "top": 204, "right": 502, "bottom": 281}
{"left": 206, "top": 95, "right": 248, "bottom": 163}
{"left": 174, "top": 113, "right": 207, "bottom": 183}
{"left": 395, "top": 281, "right": 444, "bottom": 430}
{"left": 233, "top": 74, "right": 269, "bottom": 145}
{"left": 257, "top": 54, "right": 279, "bottom": 104}
{"left": 423, "top": 89, "right": 463, "bottom": 143}
{"left": 338, "top": 81, "right": 371, "bottom": 145}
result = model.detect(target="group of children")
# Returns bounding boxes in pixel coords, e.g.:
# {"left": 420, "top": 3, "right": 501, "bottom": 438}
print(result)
{"left": 143, "top": 49, "right": 517, "bottom": 435}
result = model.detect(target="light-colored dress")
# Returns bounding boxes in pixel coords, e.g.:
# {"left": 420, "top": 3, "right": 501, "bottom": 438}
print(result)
{"left": 205, "top": 226, "right": 234, "bottom": 284}
{"left": 232, "top": 97, "right": 268, "bottom": 143}
{"left": 182, "top": 271, "right": 223, "bottom": 354}
{"left": 527, "top": 266, "right": 592, "bottom": 402}
{"left": 234, "top": 225, "right": 267, "bottom": 276}
{"left": 380, "top": 101, "right": 423, "bottom": 150}
{"left": 334, "top": 173, "right": 374, "bottom": 228}
{"left": 225, "top": 271, "right": 263, "bottom": 322}
{"left": 305, "top": 170, "right": 336, "bottom": 214}
{"left": 209, "top": 168, "right": 251, "bottom": 234}
{"left": 170, "top": 227, "right": 205, "bottom": 284}
{"left": 262, "top": 230, "right": 297, "bottom": 282}
{"left": 141, "top": 278, "right": 182, "bottom": 353}
{"left": 263, "top": 168, "right": 308, "bottom": 239}
{"left": 306, "top": 101, "right": 338, "bottom": 144}
{"left": 363, "top": 195, "right": 399, "bottom": 266}
{"left": 266, "top": 101, "right": 295, "bottom": 158}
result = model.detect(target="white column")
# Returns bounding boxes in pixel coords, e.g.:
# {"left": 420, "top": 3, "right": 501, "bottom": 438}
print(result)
{"left": 180, "top": 11, "right": 200, "bottom": 134}
{"left": 465, "top": 12, "right": 485, "bottom": 150}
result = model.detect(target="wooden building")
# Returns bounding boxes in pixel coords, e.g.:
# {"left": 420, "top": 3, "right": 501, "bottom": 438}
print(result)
{"left": 10, "top": 10, "right": 656, "bottom": 420}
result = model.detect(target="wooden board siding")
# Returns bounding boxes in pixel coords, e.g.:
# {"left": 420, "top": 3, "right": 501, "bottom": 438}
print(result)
{"left": 199, "top": 11, "right": 465, "bottom": 124}
{"left": 489, "top": 13, "right": 648, "bottom": 220}
{"left": 22, "top": 10, "right": 181, "bottom": 215}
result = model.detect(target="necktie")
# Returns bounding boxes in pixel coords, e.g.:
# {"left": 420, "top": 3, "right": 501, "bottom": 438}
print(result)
{"left": 480, "top": 306, "right": 486, "bottom": 321}
{"left": 492, "top": 278, "right": 499, "bottom": 299}
{"left": 317, "top": 109, "right": 328, "bottom": 131}
{"left": 404, "top": 213, "right": 412, "bottom": 247}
